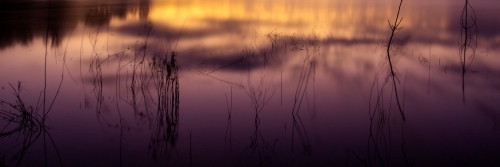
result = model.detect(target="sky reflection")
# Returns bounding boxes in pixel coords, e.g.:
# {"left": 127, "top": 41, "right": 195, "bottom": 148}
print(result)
{"left": 1, "top": 0, "right": 500, "bottom": 166}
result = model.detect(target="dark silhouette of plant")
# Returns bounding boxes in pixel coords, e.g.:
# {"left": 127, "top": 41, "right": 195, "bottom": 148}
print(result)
{"left": 147, "top": 50, "right": 180, "bottom": 161}
{"left": 459, "top": 0, "right": 478, "bottom": 103}
{"left": 0, "top": 82, "right": 63, "bottom": 167}
{"left": 385, "top": 0, "right": 405, "bottom": 122}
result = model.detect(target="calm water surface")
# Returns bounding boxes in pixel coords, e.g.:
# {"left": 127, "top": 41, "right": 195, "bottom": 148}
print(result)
{"left": 1, "top": 0, "right": 500, "bottom": 166}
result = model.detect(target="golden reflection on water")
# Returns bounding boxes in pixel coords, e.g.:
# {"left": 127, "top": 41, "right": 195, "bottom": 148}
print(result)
{"left": 147, "top": 0, "right": 390, "bottom": 39}
{"left": 145, "top": 0, "right": 452, "bottom": 41}
{"left": 0, "top": 0, "right": 498, "bottom": 81}
{"left": 120, "top": 0, "right": 472, "bottom": 73}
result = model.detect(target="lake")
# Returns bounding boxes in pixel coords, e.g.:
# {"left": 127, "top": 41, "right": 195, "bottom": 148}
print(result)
{"left": 1, "top": 0, "right": 500, "bottom": 166}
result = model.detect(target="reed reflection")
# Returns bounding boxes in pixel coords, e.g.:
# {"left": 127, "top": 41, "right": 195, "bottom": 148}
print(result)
{"left": 350, "top": 1, "right": 411, "bottom": 166}
{"left": 289, "top": 33, "right": 319, "bottom": 155}
{"left": 88, "top": 25, "right": 105, "bottom": 116}
{"left": 0, "top": 4, "right": 68, "bottom": 164}
{"left": 129, "top": 23, "right": 154, "bottom": 119}
{"left": 459, "top": 0, "right": 478, "bottom": 104}
{"left": 240, "top": 46, "right": 277, "bottom": 166}
{"left": 224, "top": 87, "right": 233, "bottom": 151}
{"left": 147, "top": 49, "right": 180, "bottom": 160}
{"left": 0, "top": 82, "right": 63, "bottom": 167}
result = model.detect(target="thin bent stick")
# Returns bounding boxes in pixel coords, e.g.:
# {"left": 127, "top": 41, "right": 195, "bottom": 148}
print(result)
{"left": 386, "top": 0, "right": 405, "bottom": 121}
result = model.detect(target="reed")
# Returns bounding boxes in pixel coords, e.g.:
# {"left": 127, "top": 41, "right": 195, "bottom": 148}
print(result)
{"left": 0, "top": 82, "right": 62, "bottom": 167}
{"left": 350, "top": 1, "right": 411, "bottom": 166}
{"left": 385, "top": 0, "right": 405, "bottom": 122}
{"left": 459, "top": 0, "right": 478, "bottom": 103}
{"left": 288, "top": 33, "right": 318, "bottom": 154}
{"left": 89, "top": 47, "right": 104, "bottom": 115}
{"left": 224, "top": 87, "right": 233, "bottom": 151}
{"left": 239, "top": 45, "right": 277, "bottom": 166}
{"left": 147, "top": 49, "right": 181, "bottom": 160}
